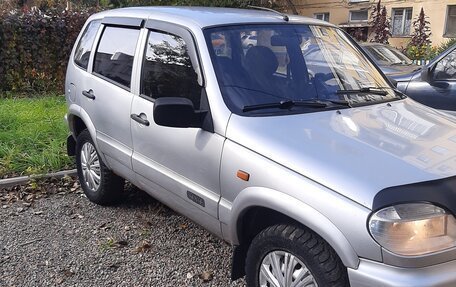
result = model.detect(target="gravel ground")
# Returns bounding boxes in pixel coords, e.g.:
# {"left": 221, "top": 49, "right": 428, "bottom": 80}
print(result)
{"left": 0, "top": 178, "right": 246, "bottom": 287}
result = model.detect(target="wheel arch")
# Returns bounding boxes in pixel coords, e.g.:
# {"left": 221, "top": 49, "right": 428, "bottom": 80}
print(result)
{"left": 229, "top": 187, "right": 359, "bottom": 279}
{"left": 67, "top": 104, "right": 109, "bottom": 168}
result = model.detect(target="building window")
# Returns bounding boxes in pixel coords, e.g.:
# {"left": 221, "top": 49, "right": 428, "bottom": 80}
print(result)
{"left": 350, "top": 10, "right": 368, "bottom": 22}
{"left": 445, "top": 5, "right": 456, "bottom": 37}
{"left": 392, "top": 8, "right": 413, "bottom": 36}
{"left": 314, "top": 13, "right": 330, "bottom": 22}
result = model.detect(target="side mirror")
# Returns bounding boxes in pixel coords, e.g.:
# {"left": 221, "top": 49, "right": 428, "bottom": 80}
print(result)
{"left": 153, "top": 97, "right": 202, "bottom": 128}
{"left": 421, "top": 67, "right": 432, "bottom": 82}
{"left": 389, "top": 77, "right": 398, "bottom": 88}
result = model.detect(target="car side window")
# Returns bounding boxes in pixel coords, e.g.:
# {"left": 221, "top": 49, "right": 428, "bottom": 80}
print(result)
{"left": 93, "top": 26, "right": 140, "bottom": 89}
{"left": 434, "top": 49, "right": 456, "bottom": 80}
{"left": 141, "top": 30, "right": 202, "bottom": 108}
{"left": 74, "top": 20, "right": 101, "bottom": 70}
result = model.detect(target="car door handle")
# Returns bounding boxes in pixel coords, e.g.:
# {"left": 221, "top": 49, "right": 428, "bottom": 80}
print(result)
{"left": 131, "top": 113, "right": 150, "bottom": 126}
{"left": 82, "top": 89, "right": 95, "bottom": 100}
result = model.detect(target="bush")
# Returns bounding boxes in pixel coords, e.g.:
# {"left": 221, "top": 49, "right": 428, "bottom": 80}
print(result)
{"left": 0, "top": 8, "right": 92, "bottom": 94}
{"left": 405, "top": 44, "right": 438, "bottom": 60}
{"left": 436, "top": 38, "right": 456, "bottom": 55}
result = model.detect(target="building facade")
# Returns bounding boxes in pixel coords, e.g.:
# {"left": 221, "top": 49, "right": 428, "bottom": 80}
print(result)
{"left": 289, "top": 0, "right": 456, "bottom": 48}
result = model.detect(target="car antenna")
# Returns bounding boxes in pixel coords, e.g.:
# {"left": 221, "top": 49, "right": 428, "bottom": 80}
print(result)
{"left": 247, "top": 5, "right": 289, "bottom": 22}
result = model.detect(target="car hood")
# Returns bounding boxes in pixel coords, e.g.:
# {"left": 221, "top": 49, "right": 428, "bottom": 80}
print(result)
{"left": 380, "top": 64, "right": 420, "bottom": 76}
{"left": 388, "top": 68, "right": 422, "bottom": 82}
{"left": 226, "top": 99, "right": 456, "bottom": 209}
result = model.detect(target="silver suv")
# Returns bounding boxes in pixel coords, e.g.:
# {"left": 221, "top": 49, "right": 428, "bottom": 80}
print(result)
{"left": 65, "top": 7, "right": 456, "bottom": 287}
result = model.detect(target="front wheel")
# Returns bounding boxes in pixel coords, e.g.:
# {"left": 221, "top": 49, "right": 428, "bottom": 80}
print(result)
{"left": 245, "top": 224, "right": 349, "bottom": 287}
{"left": 75, "top": 129, "right": 124, "bottom": 205}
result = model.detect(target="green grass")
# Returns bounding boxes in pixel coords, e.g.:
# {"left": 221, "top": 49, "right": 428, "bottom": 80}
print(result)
{"left": 0, "top": 95, "right": 74, "bottom": 177}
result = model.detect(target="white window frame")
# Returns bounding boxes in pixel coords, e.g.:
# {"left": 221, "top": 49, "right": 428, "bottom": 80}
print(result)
{"left": 349, "top": 10, "right": 369, "bottom": 22}
{"left": 314, "top": 13, "right": 330, "bottom": 22}
{"left": 391, "top": 8, "right": 413, "bottom": 36}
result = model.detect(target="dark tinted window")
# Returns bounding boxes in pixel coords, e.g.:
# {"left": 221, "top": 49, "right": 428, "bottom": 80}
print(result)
{"left": 74, "top": 20, "right": 101, "bottom": 69}
{"left": 141, "top": 31, "right": 202, "bottom": 108}
{"left": 93, "top": 26, "right": 140, "bottom": 89}
{"left": 434, "top": 49, "right": 456, "bottom": 80}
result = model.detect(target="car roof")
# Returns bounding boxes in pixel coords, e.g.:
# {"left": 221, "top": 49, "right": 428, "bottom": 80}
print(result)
{"left": 90, "top": 6, "right": 335, "bottom": 29}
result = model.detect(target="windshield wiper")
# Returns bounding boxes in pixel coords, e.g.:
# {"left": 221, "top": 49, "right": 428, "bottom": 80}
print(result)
{"left": 336, "top": 87, "right": 388, "bottom": 96}
{"left": 242, "top": 100, "right": 327, "bottom": 112}
{"left": 242, "top": 99, "right": 350, "bottom": 112}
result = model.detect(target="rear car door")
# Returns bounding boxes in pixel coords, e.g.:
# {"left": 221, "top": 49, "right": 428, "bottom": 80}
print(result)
{"left": 130, "top": 21, "right": 224, "bottom": 236}
{"left": 80, "top": 18, "right": 142, "bottom": 178}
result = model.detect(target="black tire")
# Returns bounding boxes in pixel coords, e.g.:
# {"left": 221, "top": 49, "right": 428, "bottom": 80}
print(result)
{"left": 75, "top": 129, "right": 124, "bottom": 205}
{"left": 245, "top": 224, "right": 349, "bottom": 287}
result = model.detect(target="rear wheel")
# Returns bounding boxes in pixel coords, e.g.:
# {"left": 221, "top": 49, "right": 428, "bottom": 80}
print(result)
{"left": 245, "top": 224, "right": 349, "bottom": 287}
{"left": 76, "top": 129, "right": 124, "bottom": 205}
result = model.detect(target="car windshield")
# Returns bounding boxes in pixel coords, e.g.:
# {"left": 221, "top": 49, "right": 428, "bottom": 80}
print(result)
{"left": 365, "top": 45, "right": 413, "bottom": 65}
{"left": 204, "top": 24, "right": 399, "bottom": 115}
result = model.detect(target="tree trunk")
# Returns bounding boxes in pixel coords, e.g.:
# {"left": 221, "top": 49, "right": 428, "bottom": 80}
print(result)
{"left": 284, "top": 0, "right": 299, "bottom": 15}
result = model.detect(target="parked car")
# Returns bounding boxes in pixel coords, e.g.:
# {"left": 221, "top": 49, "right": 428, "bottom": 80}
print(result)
{"left": 360, "top": 42, "right": 420, "bottom": 76}
{"left": 392, "top": 43, "right": 456, "bottom": 115}
{"left": 66, "top": 7, "right": 456, "bottom": 287}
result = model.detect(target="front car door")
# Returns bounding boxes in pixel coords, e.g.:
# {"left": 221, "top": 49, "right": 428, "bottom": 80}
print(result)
{"left": 406, "top": 46, "right": 456, "bottom": 115}
{"left": 130, "top": 21, "right": 224, "bottom": 236}
{"left": 80, "top": 18, "right": 142, "bottom": 180}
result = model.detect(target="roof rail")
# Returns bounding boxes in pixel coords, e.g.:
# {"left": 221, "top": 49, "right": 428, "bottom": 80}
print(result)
{"left": 247, "top": 5, "right": 289, "bottom": 22}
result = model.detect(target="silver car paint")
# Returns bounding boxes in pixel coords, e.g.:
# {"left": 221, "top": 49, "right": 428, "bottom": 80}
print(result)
{"left": 219, "top": 139, "right": 382, "bottom": 267}
{"left": 348, "top": 258, "right": 456, "bottom": 287}
{"left": 65, "top": 7, "right": 456, "bottom": 286}
{"left": 226, "top": 98, "right": 456, "bottom": 209}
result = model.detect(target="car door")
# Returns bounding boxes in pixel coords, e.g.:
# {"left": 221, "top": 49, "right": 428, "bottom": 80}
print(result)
{"left": 130, "top": 21, "right": 224, "bottom": 236}
{"left": 81, "top": 18, "right": 142, "bottom": 179}
{"left": 406, "top": 47, "right": 456, "bottom": 113}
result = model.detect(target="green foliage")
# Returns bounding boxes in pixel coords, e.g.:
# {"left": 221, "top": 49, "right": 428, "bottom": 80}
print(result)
{"left": 0, "top": 8, "right": 92, "bottom": 93}
{"left": 436, "top": 38, "right": 456, "bottom": 55}
{"left": 406, "top": 7, "right": 432, "bottom": 60}
{"left": 0, "top": 95, "right": 73, "bottom": 177}
{"left": 405, "top": 44, "right": 438, "bottom": 61}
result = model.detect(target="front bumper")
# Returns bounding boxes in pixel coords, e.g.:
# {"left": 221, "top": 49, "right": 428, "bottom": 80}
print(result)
{"left": 348, "top": 259, "right": 456, "bottom": 287}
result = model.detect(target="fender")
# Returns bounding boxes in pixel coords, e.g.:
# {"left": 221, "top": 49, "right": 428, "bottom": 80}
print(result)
{"left": 67, "top": 104, "right": 111, "bottom": 169}
{"left": 228, "top": 186, "right": 360, "bottom": 269}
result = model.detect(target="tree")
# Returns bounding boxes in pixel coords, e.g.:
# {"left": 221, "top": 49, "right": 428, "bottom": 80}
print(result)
{"left": 410, "top": 7, "right": 432, "bottom": 48}
{"left": 369, "top": 0, "right": 391, "bottom": 44}
{"left": 407, "top": 7, "right": 432, "bottom": 59}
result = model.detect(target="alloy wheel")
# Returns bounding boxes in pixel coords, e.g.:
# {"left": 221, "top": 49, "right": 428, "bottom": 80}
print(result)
{"left": 259, "top": 250, "right": 318, "bottom": 287}
{"left": 80, "top": 142, "right": 101, "bottom": 191}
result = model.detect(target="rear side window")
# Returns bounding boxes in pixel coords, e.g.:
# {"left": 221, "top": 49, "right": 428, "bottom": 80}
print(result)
{"left": 74, "top": 20, "right": 101, "bottom": 70}
{"left": 93, "top": 26, "right": 140, "bottom": 89}
{"left": 141, "top": 31, "right": 202, "bottom": 108}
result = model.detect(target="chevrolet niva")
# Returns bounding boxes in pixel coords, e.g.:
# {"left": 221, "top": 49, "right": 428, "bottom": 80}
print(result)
{"left": 65, "top": 7, "right": 456, "bottom": 287}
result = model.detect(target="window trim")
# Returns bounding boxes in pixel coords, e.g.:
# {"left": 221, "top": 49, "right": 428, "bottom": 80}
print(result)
{"left": 444, "top": 5, "right": 456, "bottom": 38}
{"left": 391, "top": 7, "right": 413, "bottom": 37}
{"left": 101, "top": 17, "right": 145, "bottom": 28}
{"left": 91, "top": 24, "right": 141, "bottom": 92}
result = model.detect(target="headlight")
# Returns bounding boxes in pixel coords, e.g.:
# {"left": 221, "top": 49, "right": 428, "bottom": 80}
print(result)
{"left": 369, "top": 203, "right": 456, "bottom": 256}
